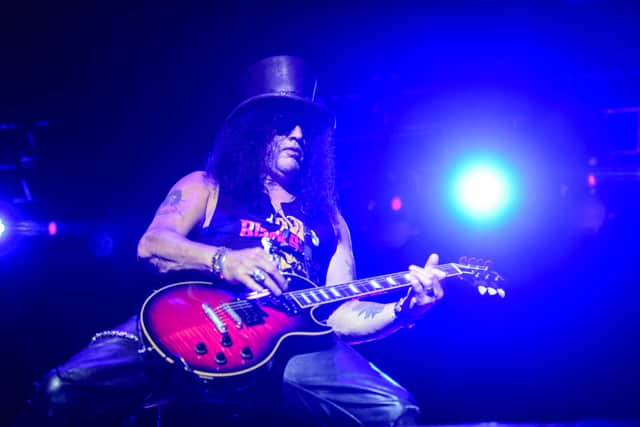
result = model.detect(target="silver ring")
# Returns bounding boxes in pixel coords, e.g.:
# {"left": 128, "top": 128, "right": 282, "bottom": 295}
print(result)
{"left": 252, "top": 268, "right": 266, "bottom": 283}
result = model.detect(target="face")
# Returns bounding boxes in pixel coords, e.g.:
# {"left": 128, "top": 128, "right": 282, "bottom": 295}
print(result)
{"left": 265, "top": 123, "right": 306, "bottom": 183}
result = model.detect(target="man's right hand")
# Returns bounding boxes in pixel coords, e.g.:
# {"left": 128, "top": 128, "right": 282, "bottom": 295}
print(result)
{"left": 221, "top": 247, "right": 288, "bottom": 295}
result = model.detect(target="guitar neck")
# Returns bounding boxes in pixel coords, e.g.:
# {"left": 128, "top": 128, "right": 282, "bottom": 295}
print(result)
{"left": 288, "top": 263, "right": 463, "bottom": 308}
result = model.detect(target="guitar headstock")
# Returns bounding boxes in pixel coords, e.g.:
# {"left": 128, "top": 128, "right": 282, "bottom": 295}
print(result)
{"left": 453, "top": 256, "right": 506, "bottom": 298}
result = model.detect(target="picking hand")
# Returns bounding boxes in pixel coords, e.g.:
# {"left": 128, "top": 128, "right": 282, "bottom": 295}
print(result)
{"left": 222, "top": 247, "right": 288, "bottom": 295}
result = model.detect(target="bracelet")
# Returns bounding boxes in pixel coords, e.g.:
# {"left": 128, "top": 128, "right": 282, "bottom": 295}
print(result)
{"left": 211, "top": 247, "right": 228, "bottom": 280}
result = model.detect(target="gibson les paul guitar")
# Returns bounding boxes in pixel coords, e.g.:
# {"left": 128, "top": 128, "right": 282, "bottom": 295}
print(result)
{"left": 140, "top": 260, "right": 504, "bottom": 380}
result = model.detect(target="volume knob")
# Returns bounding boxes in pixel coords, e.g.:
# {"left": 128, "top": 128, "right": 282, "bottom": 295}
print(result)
{"left": 220, "top": 333, "right": 232, "bottom": 347}
{"left": 194, "top": 342, "right": 207, "bottom": 355}
{"left": 215, "top": 352, "right": 227, "bottom": 365}
{"left": 241, "top": 346, "right": 253, "bottom": 360}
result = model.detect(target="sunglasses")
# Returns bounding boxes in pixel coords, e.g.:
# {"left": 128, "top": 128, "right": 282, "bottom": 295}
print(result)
{"left": 272, "top": 113, "right": 317, "bottom": 137}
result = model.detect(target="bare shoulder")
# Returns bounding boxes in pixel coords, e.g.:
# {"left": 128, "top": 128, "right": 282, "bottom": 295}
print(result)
{"left": 166, "top": 171, "right": 219, "bottom": 204}
{"left": 147, "top": 171, "right": 219, "bottom": 235}
{"left": 176, "top": 171, "right": 218, "bottom": 191}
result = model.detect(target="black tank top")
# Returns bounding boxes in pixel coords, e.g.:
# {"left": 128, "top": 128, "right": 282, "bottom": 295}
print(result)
{"left": 190, "top": 192, "right": 337, "bottom": 285}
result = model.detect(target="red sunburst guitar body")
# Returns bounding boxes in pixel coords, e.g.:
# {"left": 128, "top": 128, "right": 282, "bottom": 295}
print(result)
{"left": 140, "top": 262, "right": 504, "bottom": 380}
{"left": 140, "top": 274, "right": 332, "bottom": 379}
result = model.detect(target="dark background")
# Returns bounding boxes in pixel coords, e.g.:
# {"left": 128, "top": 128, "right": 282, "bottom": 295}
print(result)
{"left": 1, "top": 2, "right": 639, "bottom": 426}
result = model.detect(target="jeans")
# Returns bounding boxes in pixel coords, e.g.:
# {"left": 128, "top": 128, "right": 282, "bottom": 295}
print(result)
{"left": 14, "top": 315, "right": 420, "bottom": 426}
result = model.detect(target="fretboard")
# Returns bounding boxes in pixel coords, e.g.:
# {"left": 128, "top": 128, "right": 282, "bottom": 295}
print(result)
{"left": 288, "top": 263, "right": 462, "bottom": 308}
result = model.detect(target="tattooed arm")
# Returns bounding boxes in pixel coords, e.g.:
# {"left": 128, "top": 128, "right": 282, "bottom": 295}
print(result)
{"left": 137, "top": 172, "right": 288, "bottom": 294}
{"left": 137, "top": 171, "right": 220, "bottom": 273}
{"left": 326, "top": 213, "right": 446, "bottom": 344}
{"left": 324, "top": 212, "right": 398, "bottom": 343}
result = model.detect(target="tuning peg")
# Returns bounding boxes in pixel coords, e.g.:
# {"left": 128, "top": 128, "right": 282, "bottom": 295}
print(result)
{"left": 477, "top": 285, "right": 488, "bottom": 295}
{"left": 487, "top": 287, "right": 498, "bottom": 296}
{"left": 458, "top": 256, "right": 468, "bottom": 265}
{"left": 492, "top": 272, "right": 505, "bottom": 283}
{"left": 484, "top": 259, "right": 494, "bottom": 269}
{"left": 497, "top": 288, "right": 506, "bottom": 298}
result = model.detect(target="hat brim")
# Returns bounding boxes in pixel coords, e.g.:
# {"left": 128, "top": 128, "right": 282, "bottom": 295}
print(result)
{"left": 225, "top": 94, "right": 336, "bottom": 133}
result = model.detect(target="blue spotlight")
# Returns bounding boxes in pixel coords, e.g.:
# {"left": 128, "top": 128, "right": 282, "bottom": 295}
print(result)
{"left": 450, "top": 158, "right": 516, "bottom": 224}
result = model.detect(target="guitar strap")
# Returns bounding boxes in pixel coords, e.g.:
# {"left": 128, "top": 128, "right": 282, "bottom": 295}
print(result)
{"left": 303, "top": 225, "right": 314, "bottom": 281}
{"left": 303, "top": 222, "right": 322, "bottom": 284}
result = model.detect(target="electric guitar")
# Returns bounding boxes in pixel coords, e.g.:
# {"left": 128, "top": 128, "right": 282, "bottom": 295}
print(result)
{"left": 140, "top": 259, "right": 504, "bottom": 380}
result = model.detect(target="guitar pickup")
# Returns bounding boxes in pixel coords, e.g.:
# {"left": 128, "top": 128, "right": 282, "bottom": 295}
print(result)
{"left": 222, "top": 303, "right": 243, "bottom": 328}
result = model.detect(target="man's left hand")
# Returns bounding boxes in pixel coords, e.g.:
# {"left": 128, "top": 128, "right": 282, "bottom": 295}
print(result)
{"left": 395, "top": 253, "right": 446, "bottom": 323}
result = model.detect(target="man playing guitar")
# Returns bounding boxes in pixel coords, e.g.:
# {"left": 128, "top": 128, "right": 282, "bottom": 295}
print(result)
{"left": 15, "top": 56, "right": 445, "bottom": 427}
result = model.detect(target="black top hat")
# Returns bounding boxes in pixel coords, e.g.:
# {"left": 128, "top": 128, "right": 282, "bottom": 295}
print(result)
{"left": 225, "top": 56, "right": 336, "bottom": 131}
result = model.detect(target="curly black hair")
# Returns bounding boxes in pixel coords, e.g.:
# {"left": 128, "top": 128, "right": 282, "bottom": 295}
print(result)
{"left": 206, "top": 103, "right": 337, "bottom": 225}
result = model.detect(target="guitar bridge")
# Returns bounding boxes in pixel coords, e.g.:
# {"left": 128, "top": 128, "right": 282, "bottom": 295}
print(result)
{"left": 202, "top": 303, "right": 228, "bottom": 334}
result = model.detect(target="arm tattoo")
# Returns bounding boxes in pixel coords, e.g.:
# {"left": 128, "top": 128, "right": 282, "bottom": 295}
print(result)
{"left": 155, "top": 190, "right": 184, "bottom": 216}
{"left": 353, "top": 301, "right": 384, "bottom": 320}
{"left": 161, "top": 190, "right": 182, "bottom": 207}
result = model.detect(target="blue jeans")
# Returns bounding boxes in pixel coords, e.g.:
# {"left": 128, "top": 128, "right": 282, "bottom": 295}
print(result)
{"left": 14, "top": 316, "right": 420, "bottom": 426}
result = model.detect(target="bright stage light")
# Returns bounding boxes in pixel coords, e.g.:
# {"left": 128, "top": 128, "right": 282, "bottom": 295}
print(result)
{"left": 456, "top": 166, "right": 508, "bottom": 216}
{"left": 0, "top": 218, "right": 5, "bottom": 237}
{"left": 450, "top": 158, "right": 516, "bottom": 224}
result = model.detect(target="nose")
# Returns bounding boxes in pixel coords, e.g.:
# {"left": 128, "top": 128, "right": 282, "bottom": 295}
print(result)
{"left": 288, "top": 125, "right": 304, "bottom": 142}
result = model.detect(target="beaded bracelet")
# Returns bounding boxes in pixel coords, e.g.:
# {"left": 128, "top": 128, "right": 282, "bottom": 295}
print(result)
{"left": 211, "top": 247, "right": 228, "bottom": 280}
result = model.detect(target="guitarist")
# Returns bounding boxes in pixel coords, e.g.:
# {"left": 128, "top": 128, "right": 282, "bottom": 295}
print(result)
{"left": 15, "top": 56, "right": 445, "bottom": 427}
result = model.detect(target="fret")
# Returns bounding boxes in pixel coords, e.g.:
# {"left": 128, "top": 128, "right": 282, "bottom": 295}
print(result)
{"left": 392, "top": 275, "right": 409, "bottom": 284}
{"left": 288, "top": 267, "right": 456, "bottom": 308}
{"left": 291, "top": 294, "right": 306, "bottom": 307}
{"left": 357, "top": 283, "right": 370, "bottom": 293}
{"left": 398, "top": 274, "right": 412, "bottom": 284}
{"left": 358, "top": 284, "right": 371, "bottom": 294}
{"left": 370, "top": 279, "right": 382, "bottom": 289}
{"left": 300, "top": 293, "right": 312, "bottom": 304}
{"left": 347, "top": 285, "right": 359, "bottom": 295}
{"left": 437, "top": 263, "right": 458, "bottom": 277}
{"left": 329, "top": 287, "right": 341, "bottom": 297}
{"left": 282, "top": 263, "right": 481, "bottom": 312}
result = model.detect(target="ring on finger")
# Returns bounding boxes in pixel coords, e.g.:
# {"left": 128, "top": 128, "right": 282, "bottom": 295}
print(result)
{"left": 252, "top": 268, "right": 266, "bottom": 283}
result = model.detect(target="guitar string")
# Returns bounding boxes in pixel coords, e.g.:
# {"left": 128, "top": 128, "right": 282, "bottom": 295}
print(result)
{"left": 207, "top": 272, "right": 415, "bottom": 316}
{"left": 210, "top": 279, "right": 414, "bottom": 315}
{"left": 221, "top": 263, "right": 458, "bottom": 309}
{"left": 207, "top": 267, "right": 462, "bottom": 315}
